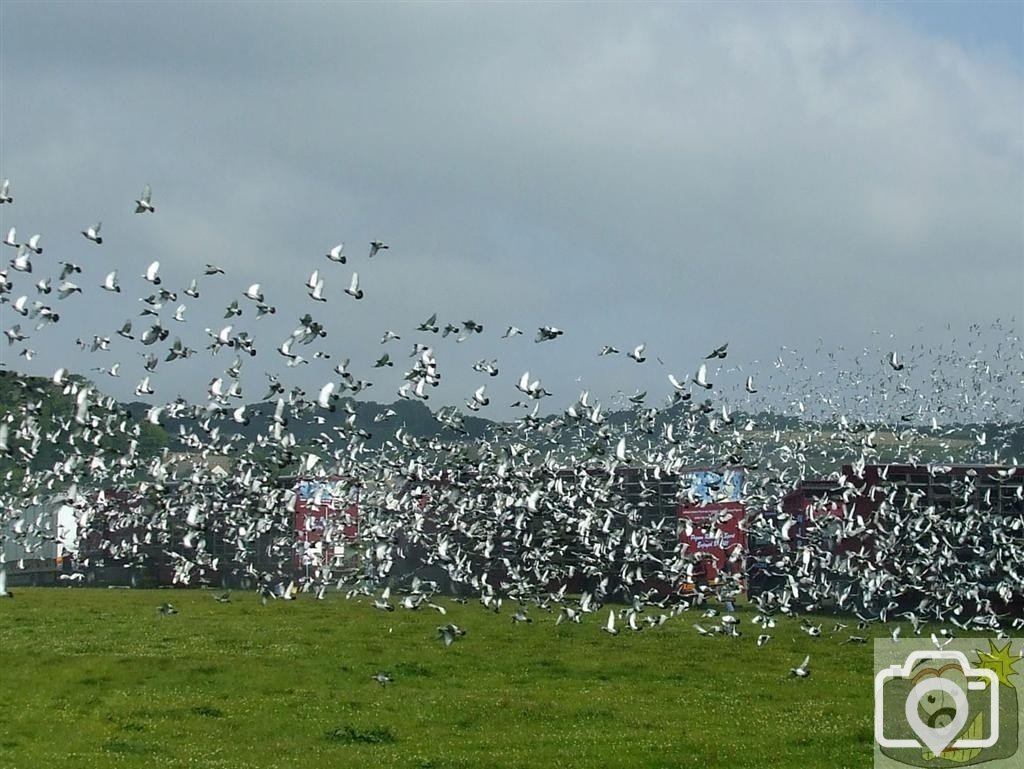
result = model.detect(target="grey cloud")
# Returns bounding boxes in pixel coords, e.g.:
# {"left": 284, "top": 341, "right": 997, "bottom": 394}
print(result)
{"left": 0, "top": 2, "right": 1020, "bottom": 416}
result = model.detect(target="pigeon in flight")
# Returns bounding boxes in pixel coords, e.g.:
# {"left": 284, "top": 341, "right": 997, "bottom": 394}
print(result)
{"left": 326, "top": 243, "right": 346, "bottom": 263}
{"left": 706, "top": 343, "right": 728, "bottom": 359}
{"left": 627, "top": 344, "right": 646, "bottom": 363}
{"left": 345, "top": 272, "right": 363, "bottom": 299}
{"left": 135, "top": 184, "right": 155, "bottom": 213}
{"left": 81, "top": 221, "right": 103, "bottom": 244}
{"left": 789, "top": 655, "right": 810, "bottom": 678}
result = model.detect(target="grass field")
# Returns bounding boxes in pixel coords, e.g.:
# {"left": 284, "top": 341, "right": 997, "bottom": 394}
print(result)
{"left": 0, "top": 588, "right": 959, "bottom": 768}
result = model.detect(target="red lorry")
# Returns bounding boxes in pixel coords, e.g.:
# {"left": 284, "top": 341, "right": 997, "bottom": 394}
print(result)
{"left": 675, "top": 468, "right": 747, "bottom": 591}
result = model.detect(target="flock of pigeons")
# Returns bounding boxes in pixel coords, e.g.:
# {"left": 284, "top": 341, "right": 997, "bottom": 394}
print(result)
{"left": 1, "top": 178, "right": 1022, "bottom": 680}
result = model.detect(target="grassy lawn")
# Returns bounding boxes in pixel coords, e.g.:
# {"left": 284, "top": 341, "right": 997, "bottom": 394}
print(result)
{"left": 0, "top": 588, "right": 942, "bottom": 768}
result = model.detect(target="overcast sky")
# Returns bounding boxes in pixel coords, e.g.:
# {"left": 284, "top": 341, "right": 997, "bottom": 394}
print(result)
{"left": 0, "top": 2, "right": 1021, "bottom": 420}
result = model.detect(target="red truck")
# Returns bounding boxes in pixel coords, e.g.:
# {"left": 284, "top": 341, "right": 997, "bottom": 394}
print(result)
{"left": 675, "top": 468, "right": 747, "bottom": 591}
{"left": 290, "top": 476, "right": 360, "bottom": 580}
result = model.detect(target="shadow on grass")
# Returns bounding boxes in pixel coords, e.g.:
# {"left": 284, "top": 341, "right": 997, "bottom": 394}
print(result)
{"left": 103, "top": 738, "right": 159, "bottom": 755}
{"left": 325, "top": 724, "right": 397, "bottom": 745}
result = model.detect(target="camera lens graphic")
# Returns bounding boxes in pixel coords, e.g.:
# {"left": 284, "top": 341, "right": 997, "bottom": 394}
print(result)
{"left": 904, "top": 678, "right": 970, "bottom": 757}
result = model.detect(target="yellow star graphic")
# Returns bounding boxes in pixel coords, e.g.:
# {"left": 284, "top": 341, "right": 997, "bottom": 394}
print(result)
{"left": 975, "top": 640, "right": 1021, "bottom": 689}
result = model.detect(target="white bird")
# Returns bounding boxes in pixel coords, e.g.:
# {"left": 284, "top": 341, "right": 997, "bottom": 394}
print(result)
{"left": 0, "top": 179, "right": 11, "bottom": 204}
{"left": 471, "top": 386, "right": 489, "bottom": 407}
{"left": 308, "top": 277, "right": 326, "bottom": 302}
{"left": 317, "top": 381, "right": 337, "bottom": 410}
{"left": 614, "top": 436, "right": 627, "bottom": 462}
{"left": 25, "top": 234, "right": 42, "bottom": 254}
{"left": 135, "top": 184, "right": 155, "bottom": 213}
{"left": 801, "top": 622, "right": 822, "bottom": 637}
{"left": 101, "top": 270, "right": 120, "bottom": 293}
{"left": 345, "top": 272, "right": 363, "bottom": 299}
{"left": 81, "top": 221, "right": 103, "bottom": 244}
{"left": 143, "top": 261, "right": 161, "bottom": 285}
{"left": 693, "top": 363, "right": 712, "bottom": 389}
{"left": 603, "top": 609, "right": 619, "bottom": 635}
{"left": 789, "top": 656, "right": 811, "bottom": 678}
{"left": 3, "top": 227, "right": 18, "bottom": 248}
{"left": 745, "top": 376, "right": 757, "bottom": 394}
{"left": 326, "top": 244, "right": 346, "bottom": 263}
{"left": 627, "top": 344, "right": 646, "bottom": 363}
{"left": 245, "top": 283, "right": 264, "bottom": 302}
{"left": 10, "top": 245, "right": 31, "bottom": 273}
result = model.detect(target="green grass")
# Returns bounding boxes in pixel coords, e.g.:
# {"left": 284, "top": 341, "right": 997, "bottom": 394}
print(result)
{"left": 0, "top": 588, "right": 952, "bottom": 768}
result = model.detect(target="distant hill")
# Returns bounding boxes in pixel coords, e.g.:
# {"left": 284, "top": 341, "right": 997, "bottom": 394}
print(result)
{"left": 1, "top": 369, "right": 1020, "bottom": 488}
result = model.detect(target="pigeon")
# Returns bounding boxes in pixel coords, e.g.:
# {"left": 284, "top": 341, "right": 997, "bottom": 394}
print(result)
{"left": 81, "top": 221, "right": 103, "bottom": 244}
{"left": 789, "top": 655, "right": 810, "bottom": 678}
{"left": 143, "top": 261, "right": 161, "bottom": 285}
{"left": 326, "top": 244, "right": 346, "bottom": 263}
{"left": 345, "top": 272, "right": 363, "bottom": 299}
{"left": 437, "top": 623, "right": 466, "bottom": 647}
{"left": 602, "top": 609, "right": 619, "bottom": 636}
{"left": 692, "top": 363, "right": 712, "bottom": 389}
{"left": 135, "top": 184, "right": 155, "bottom": 213}
{"left": 101, "top": 271, "right": 121, "bottom": 293}
{"left": 10, "top": 246, "right": 31, "bottom": 273}
{"left": 373, "top": 587, "right": 394, "bottom": 612}
{"left": 705, "top": 343, "right": 728, "bottom": 359}
{"left": 627, "top": 344, "right": 647, "bottom": 363}
{"left": 368, "top": 240, "right": 389, "bottom": 258}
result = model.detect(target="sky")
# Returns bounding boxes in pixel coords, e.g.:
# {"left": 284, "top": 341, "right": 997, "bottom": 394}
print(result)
{"left": 0, "top": 1, "right": 1021, "bottom": 420}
